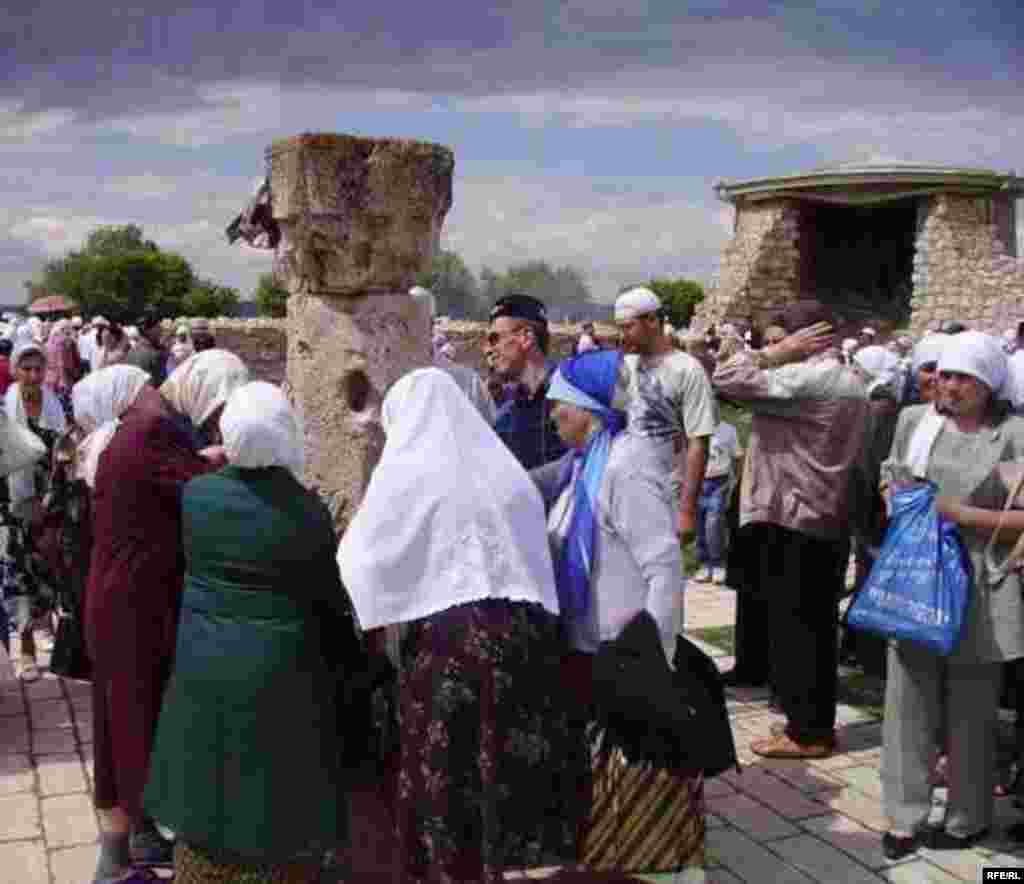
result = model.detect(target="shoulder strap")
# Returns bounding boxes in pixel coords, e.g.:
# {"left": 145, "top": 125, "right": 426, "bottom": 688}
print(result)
{"left": 983, "top": 467, "right": 1024, "bottom": 586}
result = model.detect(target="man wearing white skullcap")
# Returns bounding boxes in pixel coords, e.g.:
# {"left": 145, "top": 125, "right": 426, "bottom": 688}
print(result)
{"left": 613, "top": 286, "right": 716, "bottom": 540}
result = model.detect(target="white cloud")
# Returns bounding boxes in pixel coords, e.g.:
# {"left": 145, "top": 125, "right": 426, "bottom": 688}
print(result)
{"left": 0, "top": 101, "right": 77, "bottom": 141}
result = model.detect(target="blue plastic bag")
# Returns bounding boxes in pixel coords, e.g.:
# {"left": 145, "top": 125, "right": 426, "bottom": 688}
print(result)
{"left": 846, "top": 481, "right": 971, "bottom": 656}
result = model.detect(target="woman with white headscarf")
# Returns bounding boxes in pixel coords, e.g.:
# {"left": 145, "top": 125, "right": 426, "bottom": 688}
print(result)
{"left": 337, "top": 367, "right": 574, "bottom": 883}
{"left": 2, "top": 341, "right": 68, "bottom": 681}
{"left": 878, "top": 331, "right": 1024, "bottom": 859}
{"left": 44, "top": 318, "right": 84, "bottom": 416}
{"left": 74, "top": 361, "right": 236, "bottom": 884}
{"left": 144, "top": 382, "right": 366, "bottom": 884}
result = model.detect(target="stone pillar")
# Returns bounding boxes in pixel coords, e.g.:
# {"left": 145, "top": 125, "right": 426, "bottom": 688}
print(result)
{"left": 267, "top": 133, "right": 454, "bottom": 531}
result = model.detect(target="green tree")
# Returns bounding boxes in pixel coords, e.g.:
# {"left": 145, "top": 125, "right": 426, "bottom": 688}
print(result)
{"left": 26, "top": 224, "right": 197, "bottom": 322}
{"left": 415, "top": 250, "right": 481, "bottom": 319}
{"left": 478, "top": 260, "right": 593, "bottom": 314}
{"left": 182, "top": 279, "right": 240, "bottom": 317}
{"left": 254, "top": 272, "right": 288, "bottom": 318}
{"left": 644, "top": 277, "right": 705, "bottom": 328}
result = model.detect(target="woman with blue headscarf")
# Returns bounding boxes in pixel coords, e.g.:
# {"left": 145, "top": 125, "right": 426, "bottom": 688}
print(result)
{"left": 533, "top": 350, "right": 701, "bottom": 873}
{"left": 537, "top": 349, "right": 683, "bottom": 660}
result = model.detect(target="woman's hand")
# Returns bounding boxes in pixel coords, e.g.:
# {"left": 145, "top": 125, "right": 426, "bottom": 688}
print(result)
{"left": 198, "top": 445, "right": 229, "bottom": 468}
{"left": 936, "top": 496, "right": 965, "bottom": 524}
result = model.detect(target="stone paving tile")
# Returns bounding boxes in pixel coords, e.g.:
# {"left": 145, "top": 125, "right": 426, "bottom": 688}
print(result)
{"left": 918, "top": 844, "right": 999, "bottom": 882}
{"left": 36, "top": 752, "right": 88, "bottom": 797}
{"left": 0, "top": 839, "right": 50, "bottom": 883}
{"left": 704, "top": 779, "right": 735, "bottom": 801}
{"left": 29, "top": 698, "right": 75, "bottom": 731}
{"left": 771, "top": 834, "right": 889, "bottom": 884}
{"left": 49, "top": 844, "right": 98, "bottom": 884}
{"left": 798, "top": 814, "right": 915, "bottom": 871}
{"left": 0, "top": 751, "right": 35, "bottom": 794}
{"left": 0, "top": 790, "right": 43, "bottom": 840}
{"left": 706, "top": 792, "right": 802, "bottom": 841}
{"left": 820, "top": 788, "right": 892, "bottom": 834}
{"left": 727, "top": 767, "right": 834, "bottom": 820}
{"left": 834, "top": 766, "right": 884, "bottom": 801}
{"left": 705, "top": 827, "right": 814, "bottom": 883}
{"left": 761, "top": 761, "right": 848, "bottom": 794}
{"left": 32, "top": 727, "right": 80, "bottom": 756}
{"left": 40, "top": 793, "right": 99, "bottom": 848}
{"left": 882, "top": 859, "right": 967, "bottom": 883}
{"left": 0, "top": 713, "right": 31, "bottom": 753}
{"left": 23, "top": 676, "right": 64, "bottom": 701}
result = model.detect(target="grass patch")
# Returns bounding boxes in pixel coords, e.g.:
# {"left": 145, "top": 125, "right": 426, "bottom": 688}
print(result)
{"left": 837, "top": 670, "right": 885, "bottom": 720}
{"left": 689, "top": 624, "right": 736, "bottom": 656}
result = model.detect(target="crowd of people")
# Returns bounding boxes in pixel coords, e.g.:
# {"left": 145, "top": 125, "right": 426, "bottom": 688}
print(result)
{"left": 1, "top": 292, "right": 1023, "bottom": 881}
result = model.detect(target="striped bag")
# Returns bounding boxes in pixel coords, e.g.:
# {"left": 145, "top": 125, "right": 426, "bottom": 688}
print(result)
{"left": 581, "top": 741, "right": 706, "bottom": 874}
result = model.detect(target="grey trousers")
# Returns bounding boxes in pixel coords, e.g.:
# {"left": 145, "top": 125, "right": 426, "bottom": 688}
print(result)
{"left": 881, "top": 640, "right": 1002, "bottom": 836}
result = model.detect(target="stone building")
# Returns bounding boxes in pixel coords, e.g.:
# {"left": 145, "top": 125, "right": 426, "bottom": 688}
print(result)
{"left": 694, "top": 159, "right": 1024, "bottom": 337}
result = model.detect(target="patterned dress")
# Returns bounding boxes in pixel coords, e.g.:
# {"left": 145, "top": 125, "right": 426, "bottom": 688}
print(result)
{"left": 397, "top": 598, "right": 583, "bottom": 883}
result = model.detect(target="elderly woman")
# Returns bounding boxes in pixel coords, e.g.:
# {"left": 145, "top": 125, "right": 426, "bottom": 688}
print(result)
{"left": 531, "top": 349, "right": 699, "bottom": 871}
{"left": 164, "top": 323, "right": 194, "bottom": 375}
{"left": 338, "top": 368, "right": 574, "bottom": 884}
{"left": 74, "top": 359, "right": 247, "bottom": 884}
{"left": 143, "top": 382, "right": 366, "bottom": 884}
{"left": 93, "top": 323, "right": 132, "bottom": 372}
{"left": 905, "top": 333, "right": 947, "bottom": 406}
{"left": 878, "top": 331, "right": 1024, "bottom": 858}
{"left": 3, "top": 341, "right": 68, "bottom": 681}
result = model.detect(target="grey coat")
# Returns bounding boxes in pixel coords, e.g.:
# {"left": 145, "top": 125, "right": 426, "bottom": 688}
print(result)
{"left": 881, "top": 404, "right": 1024, "bottom": 664}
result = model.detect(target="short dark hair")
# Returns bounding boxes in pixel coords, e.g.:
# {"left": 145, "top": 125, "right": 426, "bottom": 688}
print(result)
{"left": 779, "top": 300, "right": 836, "bottom": 334}
{"left": 0, "top": 340, "right": 12, "bottom": 358}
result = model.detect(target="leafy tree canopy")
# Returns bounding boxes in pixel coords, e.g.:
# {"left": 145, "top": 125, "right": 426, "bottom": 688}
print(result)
{"left": 415, "top": 250, "right": 481, "bottom": 319}
{"left": 254, "top": 272, "right": 288, "bottom": 318}
{"left": 182, "top": 279, "right": 240, "bottom": 318}
{"left": 639, "top": 277, "right": 706, "bottom": 329}
{"left": 24, "top": 224, "right": 233, "bottom": 322}
{"left": 479, "top": 260, "right": 593, "bottom": 316}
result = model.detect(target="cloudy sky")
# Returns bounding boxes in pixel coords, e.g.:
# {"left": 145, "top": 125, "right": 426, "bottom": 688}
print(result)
{"left": 2, "top": 0, "right": 1022, "bottom": 304}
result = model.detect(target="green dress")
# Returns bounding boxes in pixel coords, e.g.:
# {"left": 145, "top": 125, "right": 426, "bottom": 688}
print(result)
{"left": 143, "top": 465, "right": 366, "bottom": 873}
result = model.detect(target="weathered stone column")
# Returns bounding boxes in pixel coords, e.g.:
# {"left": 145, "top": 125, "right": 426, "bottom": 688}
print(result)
{"left": 267, "top": 133, "right": 454, "bottom": 531}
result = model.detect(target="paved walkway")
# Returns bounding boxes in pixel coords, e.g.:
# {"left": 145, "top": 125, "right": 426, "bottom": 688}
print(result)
{"left": 1, "top": 584, "right": 1020, "bottom": 883}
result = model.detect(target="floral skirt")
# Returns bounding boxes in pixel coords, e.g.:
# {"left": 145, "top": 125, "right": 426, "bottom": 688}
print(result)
{"left": 397, "top": 598, "right": 585, "bottom": 884}
{"left": 172, "top": 841, "right": 322, "bottom": 884}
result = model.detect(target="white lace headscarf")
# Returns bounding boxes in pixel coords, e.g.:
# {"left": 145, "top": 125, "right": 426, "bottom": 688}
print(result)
{"left": 220, "top": 382, "right": 304, "bottom": 478}
{"left": 71, "top": 365, "right": 151, "bottom": 487}
{"left": 936, "top": 330, "right": 1008, "bottom": 398}
{"left": 159, "top": 349, "right": 249, "bottom": 428}
{"left": 337, "top": 367, "right": 559, "bottom": 630}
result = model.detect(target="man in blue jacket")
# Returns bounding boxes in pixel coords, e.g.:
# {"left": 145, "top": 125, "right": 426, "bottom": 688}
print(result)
{"left": 486, "top": 294, "right": 567, "bottom": 470}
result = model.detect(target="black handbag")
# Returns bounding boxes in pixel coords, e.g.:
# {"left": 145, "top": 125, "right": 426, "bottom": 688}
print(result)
{"left": 591, "top": 611, "right": 738, "bottom": 777}
{"left": 49, "top": 606, "right": 92, "bottom": 681}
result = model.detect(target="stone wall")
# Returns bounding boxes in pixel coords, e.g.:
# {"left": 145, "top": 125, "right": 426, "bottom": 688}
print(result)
{"left": 180, "top": 318, "right": 618, "bottom": 384}
{"left": 696, "top": 191, "right": 1024, "bottom": 338}
{"left": 692, "top": 199, "right": 801, "bottom": 329}
{"left": 909, "top": 193, "right": 1024, "bottom": 336}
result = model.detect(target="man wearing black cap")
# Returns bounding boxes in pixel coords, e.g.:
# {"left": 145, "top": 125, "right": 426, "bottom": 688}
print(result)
{"left": 124, "top": 311, "right": 169, "bottom": 386}
{"left": 485, "top": 294, "right": 567, "bottom": 470}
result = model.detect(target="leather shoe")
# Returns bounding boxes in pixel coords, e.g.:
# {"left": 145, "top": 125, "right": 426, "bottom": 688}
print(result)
{"left": 924, "top": 827, "right": 989, "bottom": 850}
{"left": 882, "top": 831, "right": 921, "bottom": 860}
{"left": 750, "top": 732, "right": 834, "bottom": 759}
{"left": 770, "top": 722, "right": 838, "bottom": 747}
{"left": 719, "top": 668, "right": 768, "bottom": 688}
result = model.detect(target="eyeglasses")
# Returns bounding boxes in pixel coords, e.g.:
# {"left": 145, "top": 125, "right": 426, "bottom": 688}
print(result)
{"left": 486, "top": 326, "right": 526, "bottom": 347}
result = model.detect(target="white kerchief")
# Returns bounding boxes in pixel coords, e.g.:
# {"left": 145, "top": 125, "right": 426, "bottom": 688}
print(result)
{"left": 910, "top": 334, "right": 947, "bottom": 375}
{"left": 936, "top": 330, "right": 1008, "bottom": 398}
{"left": 159, "top": 349, "right": 249, "bottom": 427}
{"left": 337, "top": 367, "right": 559, "bottom": 630}
{"left": 220, "top": 382, "right": 305, "bottom": 478}
{"left": 614, "top": 286, "right": 661, "bottom": 321}
{"left": 71, "top": 366, "right": 150, "bottom": 488}
{"left": 904, "top": 404, "right": 945, "bottom": 479}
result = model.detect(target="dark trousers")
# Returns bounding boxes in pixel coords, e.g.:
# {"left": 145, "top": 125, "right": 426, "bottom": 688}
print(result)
{"left": 726, "top": 524, "right": 772, "bottom": 678}
{"left": 751, "top": 523, "right": 846, "bottom": 744}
